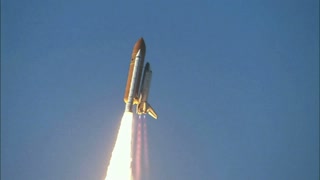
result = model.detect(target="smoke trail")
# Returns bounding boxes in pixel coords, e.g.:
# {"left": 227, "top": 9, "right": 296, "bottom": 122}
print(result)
{"left": 142, "top": 116, "right": 150, "bottom": 179}
{"left": 134, "top": 116, "right": 142, "bottom": 180}
{"left": 105, "top": 112, "right": 133, "bottom": 180}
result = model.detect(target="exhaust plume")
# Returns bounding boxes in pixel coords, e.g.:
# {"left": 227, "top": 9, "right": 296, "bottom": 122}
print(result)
{"left": 105, "top": 112, "right": 133, "bottom": 180}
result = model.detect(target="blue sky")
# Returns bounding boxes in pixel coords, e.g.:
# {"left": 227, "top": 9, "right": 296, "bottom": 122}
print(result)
{"left": 2, "top": 0, "right": 319, "bottom": 180}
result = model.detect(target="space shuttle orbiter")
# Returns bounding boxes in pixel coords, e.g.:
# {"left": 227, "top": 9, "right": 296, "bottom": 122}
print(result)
{"left": 136, "top": 62, "right": 157, "bottom": 119}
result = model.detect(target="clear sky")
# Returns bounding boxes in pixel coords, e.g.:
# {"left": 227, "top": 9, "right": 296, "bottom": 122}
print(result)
{"left": 2, "top": 0, "right": 319, "bottom": 180}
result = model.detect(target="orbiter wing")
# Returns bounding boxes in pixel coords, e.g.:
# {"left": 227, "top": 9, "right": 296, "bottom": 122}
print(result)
{"left": 137, "top": 101, "right": 158, "bottom": 119}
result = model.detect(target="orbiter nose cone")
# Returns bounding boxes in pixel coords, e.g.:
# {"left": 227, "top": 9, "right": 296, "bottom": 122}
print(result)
{"left": 145, "top": 62, "right": 150, "bottom": 70}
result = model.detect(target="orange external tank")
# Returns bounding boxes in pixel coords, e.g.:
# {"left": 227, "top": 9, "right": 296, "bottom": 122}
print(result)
{"left": 124, "top": 38, "right": 146, "bottom": 104}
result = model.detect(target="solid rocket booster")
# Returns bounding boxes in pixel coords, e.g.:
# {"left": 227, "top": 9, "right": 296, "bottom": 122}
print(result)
{"left": 125, "top": 49, "right": 142, "bottom": 112}
{"left": 124, "top": 38, "right": 146, "bottom": 105}
{"left": 124, "top": 37, "right": 157, "bottom": 119}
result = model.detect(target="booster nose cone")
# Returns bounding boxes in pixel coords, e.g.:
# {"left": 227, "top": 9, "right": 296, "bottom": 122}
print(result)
{"left": 136, "top": 49, "right": 141, "bottom": 57}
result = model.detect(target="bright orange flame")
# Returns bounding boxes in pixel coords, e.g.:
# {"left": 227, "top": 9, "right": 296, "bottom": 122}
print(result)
{"left": 105, "top": 112, "right": 133, "bottom": 180}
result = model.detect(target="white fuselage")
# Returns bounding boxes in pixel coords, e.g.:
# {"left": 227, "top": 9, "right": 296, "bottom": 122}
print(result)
{"left": 125, "top": 50, "right": 142, "bottom": 112}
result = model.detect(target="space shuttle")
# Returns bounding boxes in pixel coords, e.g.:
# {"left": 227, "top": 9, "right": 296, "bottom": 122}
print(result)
{"left": 123, "top": 38, "right": 158, "bottom": 119}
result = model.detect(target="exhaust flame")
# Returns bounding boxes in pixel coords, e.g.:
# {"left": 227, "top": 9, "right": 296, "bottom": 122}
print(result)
{"left": 143, "top": 116, "right": 150, "bottom": 172}
{"left": 105, "top": 112, "right": 133, "bottom": 180}
{"left": 134, "top": 117, "right": 142, "bottom": 180}
{"left": 133, "top": 116, "right": 150, "bottom": 180}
